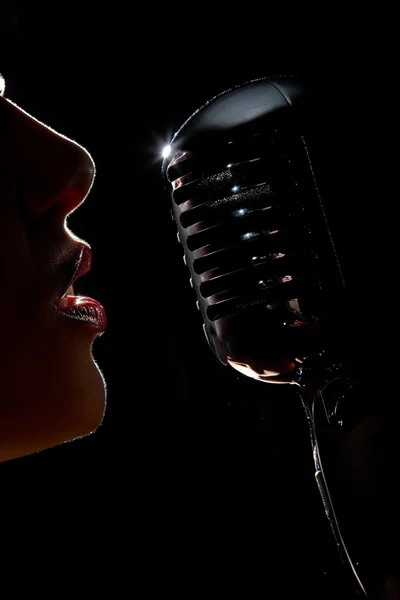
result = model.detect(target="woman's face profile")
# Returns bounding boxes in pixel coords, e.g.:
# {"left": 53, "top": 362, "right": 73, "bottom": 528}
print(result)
{"left": 0, "top": 74, "right": 106, "bottom": 461}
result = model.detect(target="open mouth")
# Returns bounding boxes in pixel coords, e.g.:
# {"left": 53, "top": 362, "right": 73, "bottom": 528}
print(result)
{"left": 56, "top": 246, "right": 107, "bottom": 332}
{"left": 57, "top": 291, "right": 107, "bottom": 330}
{"left": 57, "top": 285, "right": 107, "bottom": 331}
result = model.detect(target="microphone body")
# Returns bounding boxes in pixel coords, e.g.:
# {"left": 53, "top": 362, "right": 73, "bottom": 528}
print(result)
{"left": 163, "top": 78, "right": 347, "bottom": 384}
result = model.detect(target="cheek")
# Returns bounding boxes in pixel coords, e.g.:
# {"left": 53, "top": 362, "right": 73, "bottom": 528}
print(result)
{"left": 0, "top": 194, "right": 34, "bottom": 337}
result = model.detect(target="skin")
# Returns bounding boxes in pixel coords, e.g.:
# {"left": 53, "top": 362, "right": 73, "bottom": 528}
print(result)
{"left": 0, "top": 78, "right": 106, "bottom": 461}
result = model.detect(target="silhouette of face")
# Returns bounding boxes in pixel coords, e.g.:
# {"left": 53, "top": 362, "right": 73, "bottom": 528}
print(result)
{"left": 0, "top": 75, "right": 106, "bottom": 461}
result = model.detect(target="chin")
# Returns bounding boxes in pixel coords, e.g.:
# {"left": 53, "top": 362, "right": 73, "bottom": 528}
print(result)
{"left": 0, "top": 330, "right": 107, "bottom": 462}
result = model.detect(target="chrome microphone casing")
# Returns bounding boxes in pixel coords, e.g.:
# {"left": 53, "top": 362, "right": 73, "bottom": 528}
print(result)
{"left": 162, "top": 77, "right": 379, "bottom": 597}
{"left": 163, "top": 77, "right": 348, "bottom": 384}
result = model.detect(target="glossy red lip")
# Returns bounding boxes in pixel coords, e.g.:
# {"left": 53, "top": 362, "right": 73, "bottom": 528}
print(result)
{"left": 71, "top": 243, "right": 92, "bottom": 288}
{"left": 56, "top": 243, "right": 92, "bottom": 303}
{"left": 57, "top": 295, "right": 107, "bottom": 331}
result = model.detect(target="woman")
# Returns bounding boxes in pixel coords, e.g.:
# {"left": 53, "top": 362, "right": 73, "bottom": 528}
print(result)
{"left": 0, "top": 73, "right": 107, "bottom": 462}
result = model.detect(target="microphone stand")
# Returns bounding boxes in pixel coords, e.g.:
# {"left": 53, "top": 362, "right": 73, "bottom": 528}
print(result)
{"left": 279, "top": 352, "right": 369, "bottom": 597}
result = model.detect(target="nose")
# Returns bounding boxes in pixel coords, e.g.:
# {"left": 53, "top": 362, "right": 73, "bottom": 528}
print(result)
{"left": 0, "top": 96, "right": 95, "bottom": 219}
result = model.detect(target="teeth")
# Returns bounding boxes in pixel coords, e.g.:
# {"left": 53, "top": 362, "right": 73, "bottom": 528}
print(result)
{"left": 58, "top": 285, "right": 75, "bottom": 308}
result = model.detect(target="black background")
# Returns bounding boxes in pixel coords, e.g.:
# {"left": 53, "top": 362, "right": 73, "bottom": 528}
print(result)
{"left": 0, "top": 5, "right": 364, "bottom": 597}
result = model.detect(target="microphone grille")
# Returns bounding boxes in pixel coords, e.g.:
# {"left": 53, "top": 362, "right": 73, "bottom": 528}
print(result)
{"left": 165, "top": 128, "right": 346, "bottom": 378}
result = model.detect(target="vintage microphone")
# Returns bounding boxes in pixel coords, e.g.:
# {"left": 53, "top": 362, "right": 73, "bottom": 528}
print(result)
{"left": 161, "top": 77, "right": 375, "bottom": 597}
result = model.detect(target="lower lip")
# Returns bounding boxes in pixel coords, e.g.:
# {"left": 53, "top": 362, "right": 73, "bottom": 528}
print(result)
{"left": 56, "top": 296, "right": 107, "bottom": 332}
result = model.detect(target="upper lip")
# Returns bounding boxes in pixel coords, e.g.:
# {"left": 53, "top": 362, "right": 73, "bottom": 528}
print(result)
{"left": 56, "top": 243, "right": 92, "bottom": 303}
